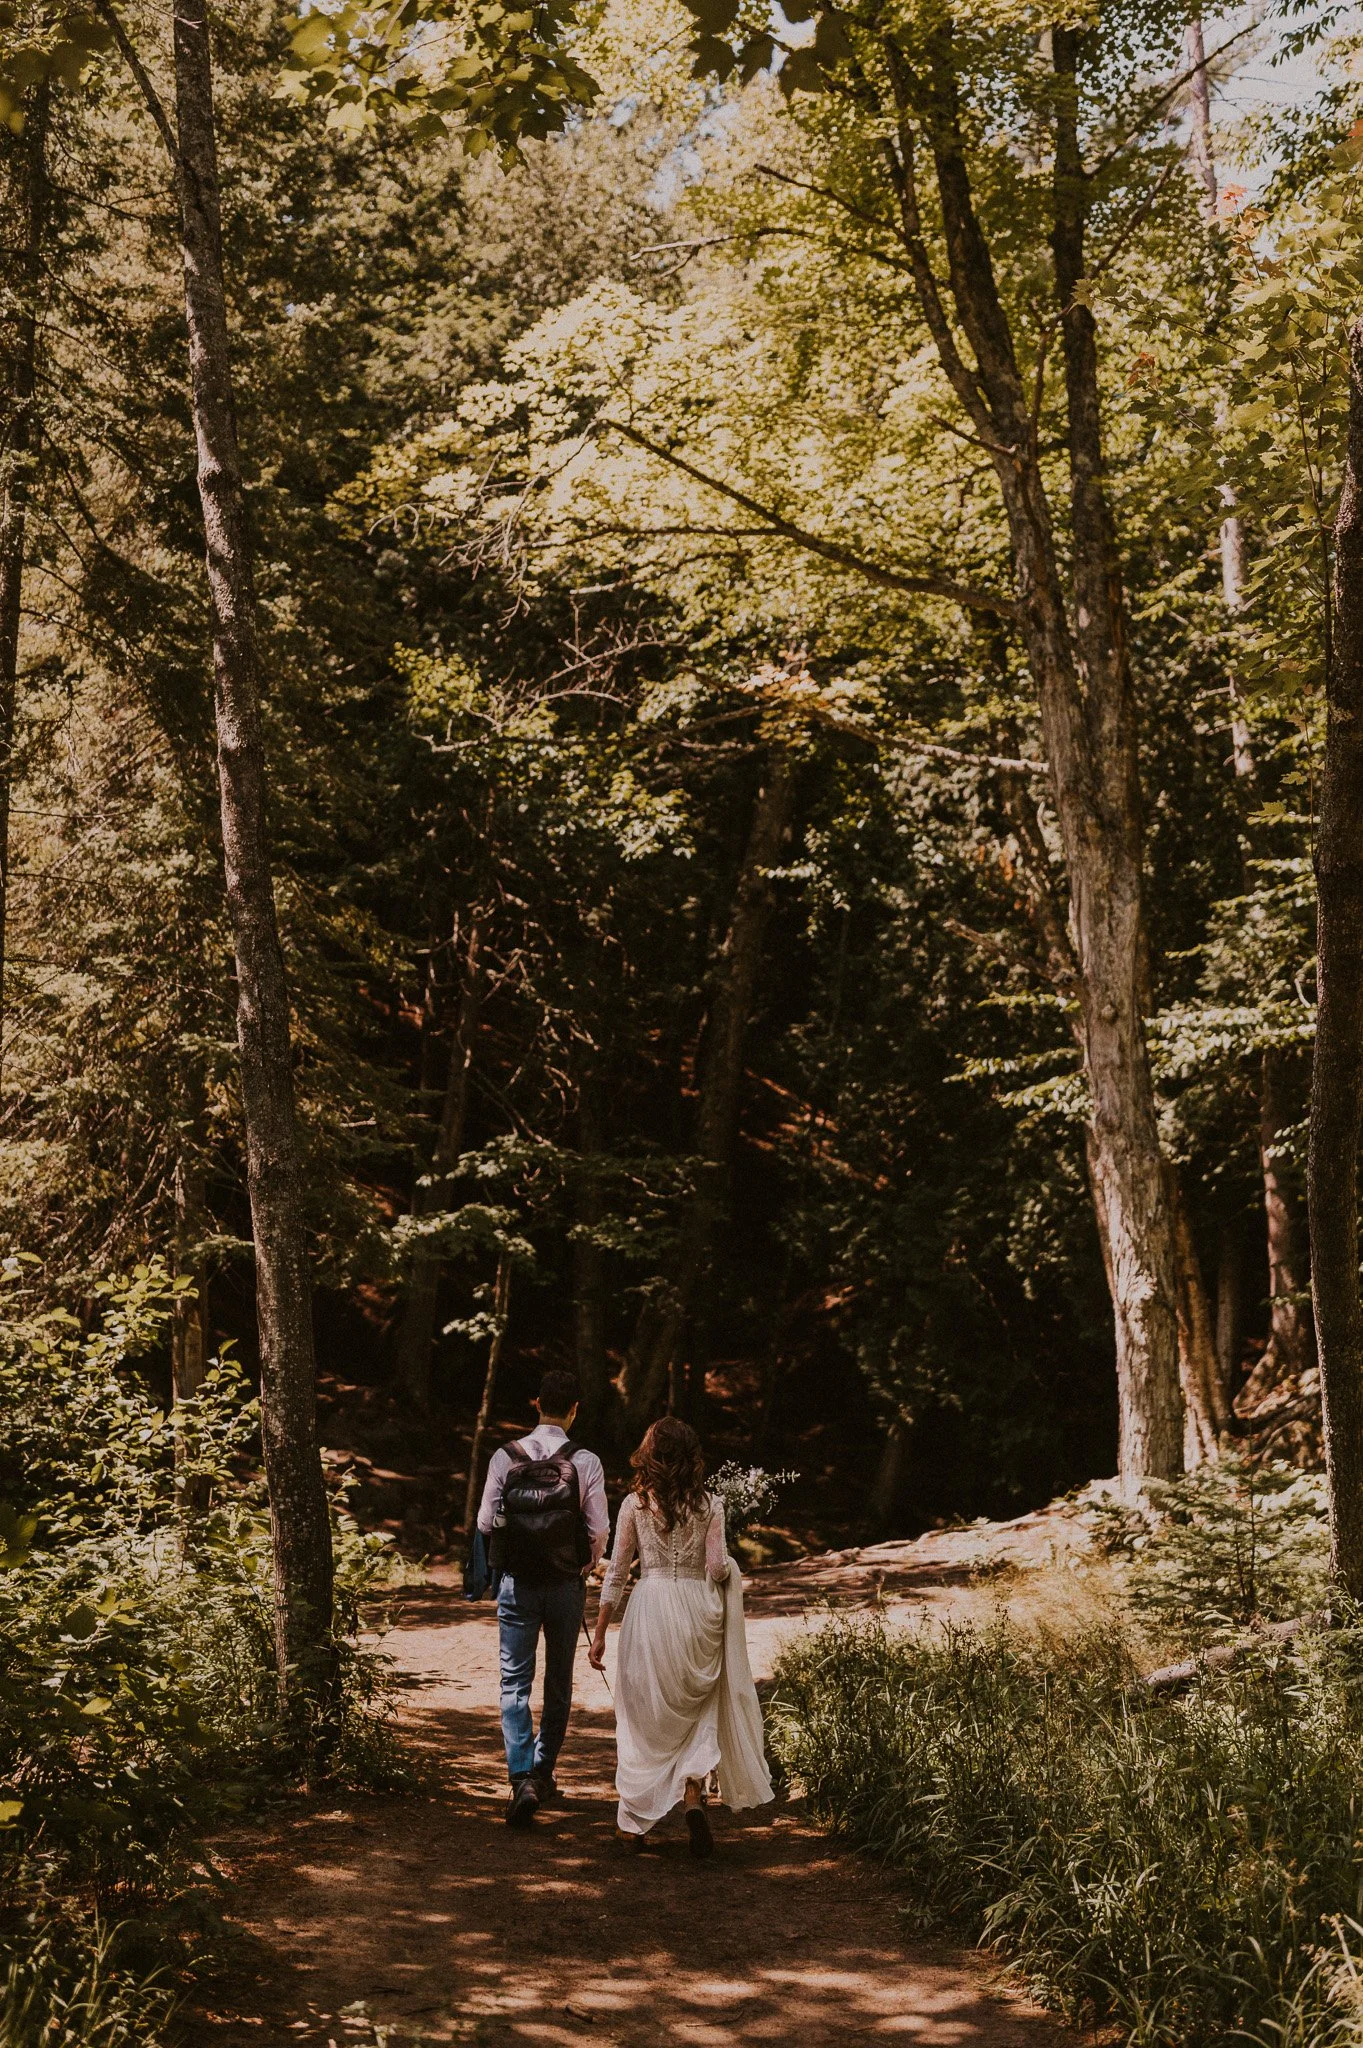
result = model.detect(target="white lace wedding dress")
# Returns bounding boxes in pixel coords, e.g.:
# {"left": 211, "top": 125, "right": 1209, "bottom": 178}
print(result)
{"left": 598, "top": 1492, "right": 773, "bottom": 1835}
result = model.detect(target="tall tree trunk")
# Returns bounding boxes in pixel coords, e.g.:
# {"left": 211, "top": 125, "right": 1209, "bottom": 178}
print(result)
{"left": 1184, "top": 17, "right": 1256, "bottom": 782}
{"left": 1167, "top": 1167, "right": 1230, "bottom": 1460}
{"left": 397, "top": 925, "right": 482, "bottom": 1407}
{"left": 1216, "top": 1219, "right": 1244, "bottom": 1394}
{"left": 887, "top": 28, "right": 1183, "bottom": 1481}
{"left": 572, "top": 1071, "right": 610, "bottom": 1438}
{"left": 1188, "top": 16, "right": 1315, "bottom": 1412}
{"left": 172, "top": 1056, "right": 212, "bottom": 1513}
{"left": 0, "top": 82, "right": 48, "bottom": 1074}
{"left": 1049, "top": 28, "right": 1183, "bottom": 1482}
{"left": 1259, "top": 1052, "right": 1313, "bottom": 1381}
{"left": 620, "top": 749, "right": 795, "bottom": 1431}
{"left": 462, "top": 1249, "right": 512, "bottom": 1536}
{"left": 171, "top": 0, "right": 333, "bottom": 1692}
{"left": 1309, "top": 314, "right": 1363, "bottom": 1596}
{"left": 870, "top": 1415, "right": 907, "bottom": 1534}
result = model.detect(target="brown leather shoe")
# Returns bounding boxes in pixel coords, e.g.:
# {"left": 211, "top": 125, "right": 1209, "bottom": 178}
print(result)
{"left": 506, "top": 1777, "right": 540, "bottom": 1829}
{"left": 685, "top": 1806, "right": 713, "bottom": 1859}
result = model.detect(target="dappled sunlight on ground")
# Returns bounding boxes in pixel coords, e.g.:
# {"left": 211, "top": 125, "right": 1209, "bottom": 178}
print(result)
{"left": 189, "top": 1554, "right": 1081, "bottom": 2047}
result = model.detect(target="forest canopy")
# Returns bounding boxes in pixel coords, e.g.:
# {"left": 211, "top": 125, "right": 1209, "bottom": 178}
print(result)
{"left": 1, "top": 0, "right": 1358, "bottom": 1557}
{"left": 14, "top": 0, "right": 1363, "bottom": 2037}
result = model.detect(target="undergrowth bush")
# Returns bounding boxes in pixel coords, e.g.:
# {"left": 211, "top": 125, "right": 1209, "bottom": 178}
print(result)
{"left": 771, "top": 1611, "right": 1363, "bottom": 2047}
{"left": 0, "top": 1254, "right": 403, "bottom": 2046}
{"left": 1088, "top": 1456, "right": 1330, "bottom": 1640}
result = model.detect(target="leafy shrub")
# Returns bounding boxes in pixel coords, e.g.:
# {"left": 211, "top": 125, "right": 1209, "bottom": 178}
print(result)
{"left": 1088, "top": 1457, "right": 1329, "bottom": 1640}
{"left": 0, "top": 1255, "right": 403, "bottom": 2044}
{"left": 770, "top": 1611, "right": 1363, "bottom": 2047}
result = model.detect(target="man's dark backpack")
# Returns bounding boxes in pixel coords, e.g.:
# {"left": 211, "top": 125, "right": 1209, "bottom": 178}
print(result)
{"left": 488, "top": 1441, "right": 591, "bottom": 1583}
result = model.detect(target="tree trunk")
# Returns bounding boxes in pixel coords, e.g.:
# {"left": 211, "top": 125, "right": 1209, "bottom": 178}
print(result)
{"left": 396, "top": 925, "right": 482, "bottom": 1407}
{"left": 1216, "top": 1219, "right": 1244, "bottom": 1393}
{"left": 870, "top": 1416, "right": 907, "bottom": 1534}
{"left": 462, "top": 1249, "right": 512, "bottom": 1536}
{"left": 620, "top": 749, "right": 795, "bottom": 1431}
{"left": 1188, "top": 16, "right": 1309, "bottom": 1411}
{"left": 0, "top": 83, "right": 48, "bottom": 1074}
{"left": 572, "top": 1072, "right": 610, "bottom": 1438}
{"left": 1050, "top": 29, "right": 1183, "bottom": 1484}
{"left": 1183, "top": 19, "right": 1218, "bottom": 219}
{"left": 171, "top": 0, "right": 333, "bottom": 1692}
{"left": 1309, "top": 313, "right": 1363, "bottom": 1594}
{"left": 1259, "top": 1051, "right": 1313, "bottom": 1380}
{"left": 172, "top": 1064, "right": 212, "bottom": 1514}
{"left": 888, "top": 27, "right": 1182, "bottom": 1482}
{"left": 1183, "top": 16, "right": 1256, "bottom": 782}
{"left": 1166, "top": 1166, "right": 1230, "bottom": 1461}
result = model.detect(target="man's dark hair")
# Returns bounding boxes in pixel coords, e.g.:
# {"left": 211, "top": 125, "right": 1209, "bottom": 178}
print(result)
{"left": 537, "top": 1368, "right": 580, "bottom": 1418}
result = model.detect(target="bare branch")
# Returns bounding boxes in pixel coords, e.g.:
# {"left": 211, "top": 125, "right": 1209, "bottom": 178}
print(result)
{"left": 608, "top": 419, "right": 1017, "bottom": 619}
{"left": 808, "top": 701, "right": 1047, "bottom": 775}
{"left": 753, "top": 162, "right": 898, "bottom": 237}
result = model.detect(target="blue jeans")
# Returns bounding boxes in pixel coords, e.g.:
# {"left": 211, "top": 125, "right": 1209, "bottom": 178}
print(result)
{"left": 496, "top": 1574, "right": 585, "bottom": 1784}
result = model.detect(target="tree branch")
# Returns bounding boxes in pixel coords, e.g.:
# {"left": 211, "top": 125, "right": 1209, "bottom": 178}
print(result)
{"left": 801, "top": 700, "right": 1046, "bottom": 776}
{"left": 608, "top": 419, "right": 1017, "bottom": 619}
{"left": 753, "top": 162, "right": 898, "bottom": 238}
{"left": 875, "top": 49, "right": 996, "bottom": 441}
{"left": 90, "top": 0, "right": 181, "bottom": 175}
{"left": 996, "top": 763, "right": 1082, "bottom": 1007}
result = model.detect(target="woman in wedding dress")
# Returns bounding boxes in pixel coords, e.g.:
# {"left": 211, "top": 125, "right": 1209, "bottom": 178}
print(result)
{"left": 587, "top": 1417, "right": 773, "bottom": 1855}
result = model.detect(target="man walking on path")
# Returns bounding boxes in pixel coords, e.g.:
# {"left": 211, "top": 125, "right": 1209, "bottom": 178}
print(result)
{"left": 477, "top": 1368, "right": 609, "bottom": 1828}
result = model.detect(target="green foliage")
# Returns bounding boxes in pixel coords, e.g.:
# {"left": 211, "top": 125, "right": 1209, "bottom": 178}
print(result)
{"left": 1091, "top": 1457, "right": 1331, "bottom": 1642}
{"left": 771, "top": 1612, "right": 1363, "bottom": 2047}
{"left": 280, "top": 0, "right": 599, "bottom": 160}
{"left": 674, "top": 0, "right": 851, "bottom": 95}
{"left": 0, "top": 1259, "right": 402, "bottom": 2038}
{"left": 0, "top": 1923, "right": 174, "bottom": 2048}
{"left": 0, "top": 0, "right": 111, "bottom": 131}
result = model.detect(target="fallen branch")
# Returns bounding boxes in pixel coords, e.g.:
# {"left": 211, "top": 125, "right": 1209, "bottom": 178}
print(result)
{"left": 1143, "top": 1609, "right": 1331, "bottom": 1695}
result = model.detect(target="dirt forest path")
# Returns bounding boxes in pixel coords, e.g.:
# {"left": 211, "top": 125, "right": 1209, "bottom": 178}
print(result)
{"left": 190, "top": 1523, "right": 1086, "bottom": 2048}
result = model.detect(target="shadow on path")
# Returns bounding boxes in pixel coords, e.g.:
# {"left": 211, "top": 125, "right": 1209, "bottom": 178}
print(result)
{"left": 187, "top": 1573, "right": 1076, "bottom": 2047}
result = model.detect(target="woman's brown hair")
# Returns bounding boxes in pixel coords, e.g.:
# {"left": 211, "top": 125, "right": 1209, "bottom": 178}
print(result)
{"left": 630, "top": 1417, "right": 708, "bottom": 1532}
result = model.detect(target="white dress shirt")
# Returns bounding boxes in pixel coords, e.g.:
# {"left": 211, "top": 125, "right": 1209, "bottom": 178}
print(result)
{"left": 476, "top": 1422, "right": 610, "bottom": 1566}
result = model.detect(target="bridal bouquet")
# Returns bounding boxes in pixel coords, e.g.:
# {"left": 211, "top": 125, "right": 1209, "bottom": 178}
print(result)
{"left": 706, "top": 1463, "right": 797, "bottom": 1546}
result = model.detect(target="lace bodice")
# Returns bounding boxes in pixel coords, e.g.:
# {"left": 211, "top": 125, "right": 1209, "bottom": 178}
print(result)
{"left": 599, "top": 1493, "right": 728, "bottom": 1609}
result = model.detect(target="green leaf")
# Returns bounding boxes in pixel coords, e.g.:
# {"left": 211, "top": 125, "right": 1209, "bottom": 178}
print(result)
{"left": 778, "top": 46, "right": 824, "bottom": 94}
{"left": 690, "top": 33, "right": 736, "bottom": 79}
{"left": 685, "top": 0, "right": 739, "bottom": 32}
{"left": 738, "top": 31, "right": 774, "bottom": 80}
{"left": 290, "top": 15, "right": 336, "bottom": 61}
{"left": 813, "top": 8, "right": 854, "bottom": 61}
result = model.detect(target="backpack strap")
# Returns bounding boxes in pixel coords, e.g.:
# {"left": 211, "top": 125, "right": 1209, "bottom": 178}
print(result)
{"left": 557, "top": 1442, "right": 584, "bottom": 1498}
{"left": 503, "top": 1443, "right": 532, "bottom": 1466}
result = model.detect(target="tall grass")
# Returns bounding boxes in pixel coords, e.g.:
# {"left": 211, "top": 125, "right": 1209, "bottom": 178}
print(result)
{"left": 0, "top": 1925, "right": 175, "bottom": 2048}
{"left": 770, "top": 1613, "right": 1363, "bottom": 2046}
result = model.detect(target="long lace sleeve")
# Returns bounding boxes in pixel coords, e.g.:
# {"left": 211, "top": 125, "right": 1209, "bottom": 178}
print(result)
{"left": 706, "top": 1496, "right": 730, "bottom": 1582}
{"left": 598, "top": 1494, "right": 638, "bottom": 1611}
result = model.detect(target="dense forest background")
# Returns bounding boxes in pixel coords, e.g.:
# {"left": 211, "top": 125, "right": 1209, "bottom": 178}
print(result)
{"left": 1, "top": 0, "right": 1347, "bottom": 1546}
